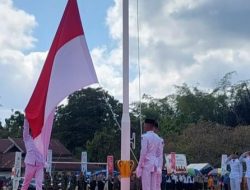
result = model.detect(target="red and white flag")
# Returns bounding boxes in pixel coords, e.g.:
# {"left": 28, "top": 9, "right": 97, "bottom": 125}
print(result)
{"left": 25, "top": 0, "right": 98, "bottom": 159}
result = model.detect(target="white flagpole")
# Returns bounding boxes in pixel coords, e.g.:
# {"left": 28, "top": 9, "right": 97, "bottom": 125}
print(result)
{"left": 120, "top": 0, "right": 131, "bottom": 189}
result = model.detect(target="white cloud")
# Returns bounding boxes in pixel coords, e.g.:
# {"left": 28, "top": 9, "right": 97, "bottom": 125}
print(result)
{"left": 95, "top": 0, "right": 250, "bottom": 103}
{"left": 91, "top": 46, "right": 122, "bottom": 98}
{"left": 0, "top": 0, "right": 46, "bottom": 122}
{"left": 0, "top": 0, "right": 37, "bottom": 50}
{"left": 164, "top": 0, "right": 208, "bottom": 15}
{"left": 106, "top": 0, "right": 122, "bottom": 41}
{"left": 2, "top": 0, "right": 250, "bottom": 122}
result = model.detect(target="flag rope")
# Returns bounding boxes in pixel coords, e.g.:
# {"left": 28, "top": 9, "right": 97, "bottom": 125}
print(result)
{"left": 100, "top": 85, "right": 139, "bottom": 164}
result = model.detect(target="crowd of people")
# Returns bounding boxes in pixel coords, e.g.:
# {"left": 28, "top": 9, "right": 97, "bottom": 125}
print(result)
{"left": 43, "top": 171, "right": 120, "bottom": 190}
{"left": 12, "top": 118, "right": 250, "bottom": 190}
{"left": 160, "top": 172, "right": 230, "bottom": 190}
{"left": 39, "top": 170, "right": 246, "bottom": 190}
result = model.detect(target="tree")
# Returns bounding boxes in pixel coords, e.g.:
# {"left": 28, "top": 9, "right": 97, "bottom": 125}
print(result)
{"left": 0, "top": 122, "right": 9, "bottom": 138}
{"left": 86, "top": 126, "right": 121, "bottom": 162}
{"left": 53, "top": 87, "right": 122, "bottom": 157}
{"left": 230, "top": 82, "right": 250, "bottom": 125}
{"left": 4, "top": 111, "right": 24, "bottom": 138}
{"left": 165, "top": 122, "right": 250, "bottom": 166}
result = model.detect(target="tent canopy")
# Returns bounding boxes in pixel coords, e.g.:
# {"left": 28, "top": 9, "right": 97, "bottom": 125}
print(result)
{"left": 187, "top": 163, "right": 213, "bottom": 174}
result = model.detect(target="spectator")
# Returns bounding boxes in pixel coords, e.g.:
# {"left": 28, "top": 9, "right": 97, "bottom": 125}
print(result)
{"left": 223, "top": 174, "right": 230, "bottom": 190}
{"left": 78, "top": 172, "right": 86, "bottom": 190}
{"left": 203, "top": 175, "right": 208, "bottom": 190}
{"left": 182, "top": 174, "right": 187, "bottom": 190}
{"left": 44, "top": 172, "right": 52, "bottom": 190}
{"left": 207, "top": 175, "right": 214, "bottom": 190}
{"left": 166, "top": 174, "right": 172, "bottom": 190}
{"left": 194, "top": 174, "right": 199, "bottom": 190}
{"left": 71, "top": 173, "right": 77, "bottom": 190}
{"left": 171, "top": 172, "right": 178, "bottom": 190}
{"left": 240, "top": 151, "right": 250, "bottom": 190}
{"left": 89, "top": 176, "right": 97, "bottom": 190}
{"left": 52, "top": 173, "right": 59, "bottom": 190}
{"left": 97, "top": 174, "right": 105, "bottom": 190}
{"left": 189, "top": 176, "right": 195, "bottom": 190}
{"left": 219, "top": 175, "right": 224, "bottom": 190}
{"left": 225, "top": 153, "right": 242, "bottom": 190}
{"left": 0, "top": 179, "right": 3, "bottom": 190}
{"left": 107, "top": 175, "right": 113, "bottom": 190}
{"left": 62, "top": 172, "right": 68, "bottom": 190}
{"left": 130, "top": 173, "right": 137, "bottom": 190}
{"left": 161, "top": 172, "right": 167, "bottom": 190}
{"left": 113, "top": 175, "right": 120, "bottom": 190}
{"left": 197, "top": 174, "right": 203, "bottom": 190}
{"left": 213, "top": 176, "right": 218, "bottom": 190}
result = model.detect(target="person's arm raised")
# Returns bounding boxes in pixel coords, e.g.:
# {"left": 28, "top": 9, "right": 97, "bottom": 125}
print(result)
{"left": 225, "top": 155, "right": 233, "bottom": 164}
{"left": 23, "top": 119, "right": 30, "bottom": 141}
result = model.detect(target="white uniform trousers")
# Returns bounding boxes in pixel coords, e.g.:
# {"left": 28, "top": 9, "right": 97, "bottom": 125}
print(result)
{"left": 246, "top": 177, "right": 250, "bottom": 190}
{"left": 230, "top": 177, "right": 241, "bottom": 190}
{"left": 141, "top": 168, "right": 157, "bottom": 190}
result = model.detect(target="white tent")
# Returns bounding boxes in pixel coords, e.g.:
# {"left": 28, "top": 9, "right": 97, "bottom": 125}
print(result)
{"left": 187, "top": 163, "right": 213, "bottom": 174}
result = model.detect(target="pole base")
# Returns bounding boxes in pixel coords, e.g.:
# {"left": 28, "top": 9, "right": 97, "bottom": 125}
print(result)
{"left": 121, "top": 178, "right": 130, "bottom": 190}
{"left": 117, "top": 160, "right": 135, "bottom": 178}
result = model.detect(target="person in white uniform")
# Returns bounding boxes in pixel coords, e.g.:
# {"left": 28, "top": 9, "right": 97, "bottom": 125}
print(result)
{"left": 240, "top": 151, "right": 250, "bottom": 190}
{"left": 225, "top": 152, "right": 243, "bottom": 190}
{"left": 136, "top": 119, "right": 161, "bottom": 190}
{"left": 153, "top": 122, "right": 164, "bottom": 190}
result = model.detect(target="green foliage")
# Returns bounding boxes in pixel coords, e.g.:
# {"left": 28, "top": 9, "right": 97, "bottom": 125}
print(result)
{"left": 86, "top": 127, "right": 121, "bottom": 162}
{"left": 4, "top": 111, "right": 24, "bottom": 138}
{"left": 0, "top": 123, "right": 9, "bottom": 138}
{"left": 129, "top": 73, "right": 250, "bottom": 165}
{"left": 165, "top": 122, "right": 250, "bottom": 166}
{"left": 3, "top": 73, "right": 250, "bottom": 165}
{"left": 53, "top": 87, "right": 122, "bottom": 157}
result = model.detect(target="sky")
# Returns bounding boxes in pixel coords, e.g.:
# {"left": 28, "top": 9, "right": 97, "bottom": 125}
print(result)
{"left": 1, "top": 0, "right": 250, "bottom": 123}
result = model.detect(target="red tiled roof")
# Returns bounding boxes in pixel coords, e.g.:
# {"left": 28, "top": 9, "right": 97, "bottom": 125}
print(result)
{"left": 52, "top": 163, "right": 105, "bottom": 172}
{"left": 0, "top": 139, "right": 12, "bottom": 153}
{"left": 0, "top": 138, "right": 74, "bottom": 171}
{"left": 0, "top": 152, "right": 25, "bottom": 170}
{"left": 10, "top": 138, "right": 25, "bottom": 152}
{"left": 49, "top": 139, "right": 72, "bottom": 156}
{"left": 0, "top": 154, "right": 103, "bottom": 172}
{"left": 10, "top": 138, "right": 72, "bottom": 157}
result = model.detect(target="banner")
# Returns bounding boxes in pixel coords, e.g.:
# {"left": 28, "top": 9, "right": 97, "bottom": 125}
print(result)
{"left": 170, "top": 152, "right": 176, "bottom": 172}
{"left": 46, "top": 149, "right": 52, "bottom": 176}
{"left": 221, "top": 154, "right": 228, "bottom": 175}
{"left": 107, "top": 155, "right": 114, "bottom": 175}
{"left": 81, "top": 152, "right": 87, "bottom": 174}
{"left": 165, "top": 153, "right": 187, "bottom": 174}
{"left": 12, "top": 152, "right": 22, "bottom": 190}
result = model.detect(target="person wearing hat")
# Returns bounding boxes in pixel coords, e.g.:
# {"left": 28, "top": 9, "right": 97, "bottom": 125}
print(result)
{"left": 136, "top": 118, "right": 161, "bottom": 190}
{"left": 153, "top": 122, "right": 164, "bottom": 190}
{"left": 225, "top": 152, "right": 243, "bottom": 190}
{"left": 239, "top": 151, "right": 250, "bottom": 190}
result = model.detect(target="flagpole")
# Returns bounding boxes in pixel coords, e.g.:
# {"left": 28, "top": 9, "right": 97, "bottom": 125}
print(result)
{"left": 119, "top": 0, "right": 131, "bottom": 189}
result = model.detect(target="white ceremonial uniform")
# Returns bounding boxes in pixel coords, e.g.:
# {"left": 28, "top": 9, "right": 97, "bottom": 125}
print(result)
{"left": 183, "top": 175, "right": 187, "bottom": 184}
{"left": 136, "top": 131, "right": 161, "bottom": 190}
{"left": 226, "top": 158, "right": 242, "bottom": 190}
{"left": 240, "top": 156, "right": 250, "bottom": 190}
{"left": 156, "top": 136, "right": 164, "bottom": 190}
{"left": 171, "top": 173, "right": 178, "bottom": 185}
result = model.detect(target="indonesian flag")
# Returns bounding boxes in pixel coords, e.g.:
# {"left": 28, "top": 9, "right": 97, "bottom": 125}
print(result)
{"left": 25, "top": 0, "right": 98, "bottom": 159}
